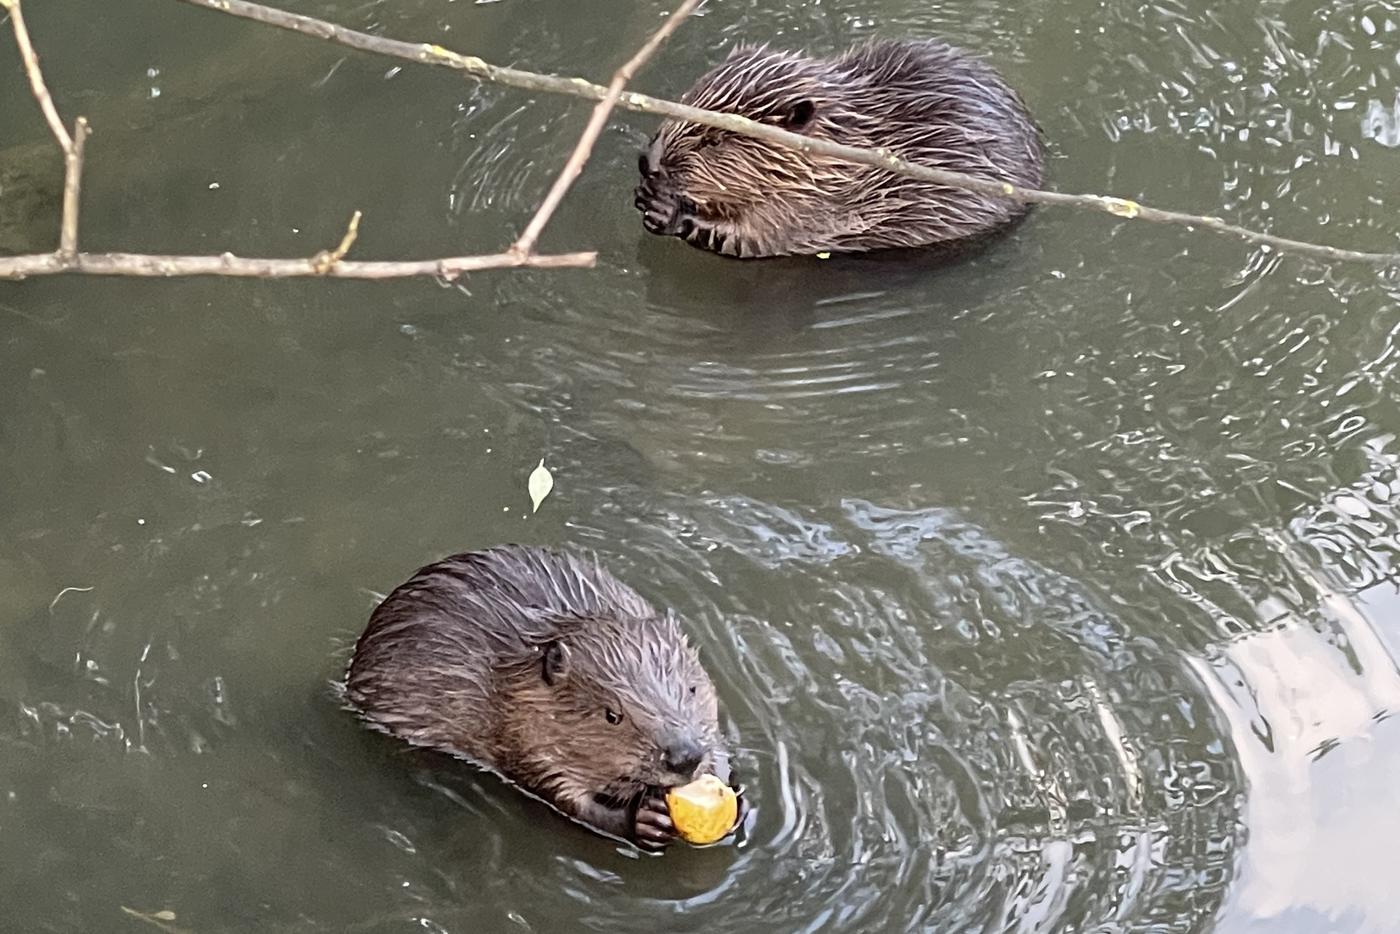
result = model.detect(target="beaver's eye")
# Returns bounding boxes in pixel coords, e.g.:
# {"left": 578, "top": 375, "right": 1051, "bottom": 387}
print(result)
{"left": 604, "top": 708, "right": 623, "bottom": 725}
{"left": 697, "top": 133, "right": 721, "bottom": 150}
{"left": 688, "top": 685, "right": 697, "bottom": 695}
{"left": 779, "top": 99, "right": 816, "bottom": 131}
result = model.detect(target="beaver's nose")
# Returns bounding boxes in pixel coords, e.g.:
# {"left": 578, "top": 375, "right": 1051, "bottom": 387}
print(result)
{"left": 663, "top": 737, "right": 705, "bottom": 777}
{"left": 639, "top": 138, "right": 666, "bottom": 178}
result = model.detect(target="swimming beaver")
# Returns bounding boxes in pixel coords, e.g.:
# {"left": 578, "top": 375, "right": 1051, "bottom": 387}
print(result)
{"left": 635, "top": 37, "right": 1045, "bottom": 258}
{"left": 344, "top": 545, "right": 742, "bottom": 850}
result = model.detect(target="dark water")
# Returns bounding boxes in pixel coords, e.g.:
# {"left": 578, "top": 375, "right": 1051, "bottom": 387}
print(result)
{"left": 3, "top": 0, "right": 1400, "bottom": 931}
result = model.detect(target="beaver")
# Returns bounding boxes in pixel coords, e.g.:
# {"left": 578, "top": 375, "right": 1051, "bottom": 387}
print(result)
{"left": 634, "top": 37, "right": 1045, "bottom": 258}
{"left": 343, "top": 545, "right": 742, "bottom": 850}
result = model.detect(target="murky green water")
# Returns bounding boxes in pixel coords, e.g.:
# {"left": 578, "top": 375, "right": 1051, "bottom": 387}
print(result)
{"left": 4, "top": 0, "right": 1400, "bottom": 931}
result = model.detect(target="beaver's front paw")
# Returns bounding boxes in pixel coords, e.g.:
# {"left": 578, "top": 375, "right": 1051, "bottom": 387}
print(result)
{"left": 733, "top": 785, "right": 751, "bottom": 833}
{"left": 633, "top": 793, "right": 677, "bottom": 851}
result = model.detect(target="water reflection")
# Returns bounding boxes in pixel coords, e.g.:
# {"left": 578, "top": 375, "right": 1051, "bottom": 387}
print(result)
{"left": 1173, "top": 451, "right": 1400, "bottom": 933}
{"left": 3, "top": 0, "right": 1400, "bottom": 929}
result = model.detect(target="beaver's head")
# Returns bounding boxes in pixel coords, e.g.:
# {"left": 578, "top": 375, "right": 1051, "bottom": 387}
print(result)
{"left": 499, "top": 611, "right": 722, "bottom": 809}
{"left": 635, "top": 44, "right": 879, "bottom": 259}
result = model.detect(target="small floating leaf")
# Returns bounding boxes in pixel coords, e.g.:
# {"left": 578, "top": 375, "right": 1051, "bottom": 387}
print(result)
{"left": 119, "top": 907, "right": 186, "bottom": 933}
{"left": 1104, "top": 197, "right": 1141, "bottom": 218}
{"left": 527, "top": 458, "right": 553, "bottom": 513}
{"left": 816, "top": 252, "right": 831, "bottom": 259}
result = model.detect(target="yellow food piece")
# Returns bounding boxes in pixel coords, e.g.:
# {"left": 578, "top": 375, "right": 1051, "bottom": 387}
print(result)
{"left": 665, "top": 774, "right": 738, "bottom": 845}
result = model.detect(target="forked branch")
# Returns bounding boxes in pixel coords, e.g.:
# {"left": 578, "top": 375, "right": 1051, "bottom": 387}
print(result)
{"left": 175, "top": 0, "right": 1400, "bottom": 270}
{"left": 3, "top": 0, "right": 1398, "bottom": 281}
{"left": 0, "top": 0, "right": 706, "bottom": 279}
{"left": 510, "top": 0, "right": 705, "bottom": 257}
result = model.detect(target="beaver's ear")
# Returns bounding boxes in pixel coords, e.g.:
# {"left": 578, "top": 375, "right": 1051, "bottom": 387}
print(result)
{"left": 781, "top": 99, "right": 816, "bottom": 131}
{"left": 542, "top": 640, "right": 570, "bottom": 686}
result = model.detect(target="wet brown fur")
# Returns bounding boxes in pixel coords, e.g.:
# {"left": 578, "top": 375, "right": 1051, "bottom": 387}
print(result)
{"left": 635, "top": 37, "right": 1045, "bottom": 258}
{"left": 344, "top": 545, "right": 728, "bottom": 845}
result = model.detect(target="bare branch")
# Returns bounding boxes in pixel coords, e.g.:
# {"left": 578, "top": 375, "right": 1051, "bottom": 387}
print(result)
{"left": 0, "top": 249, "right": 596, "bottom": 281}
{"left": 510, "top": 0, "right": 704, "bottom": 257}
{"left": 2, "top": 0, "right": 73, "bottom": 152}
{"left": 5, "top": 0, "right": 91, "bottom": 258}
{"left": 0, "top": 0, "right": 598, "bottom": 281}
{"left": 60, "top": 116, "right": 90, "bottom": 257}
{"left": 5, "top": 0, "right": 1394, "bottom": 280}
{"left": 175, "top": 0, "right": 1400, "bottom": 269}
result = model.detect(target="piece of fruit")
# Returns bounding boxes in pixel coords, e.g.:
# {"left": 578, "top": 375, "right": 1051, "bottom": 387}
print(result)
{"left": 665, "top": 774, "right": 738, "bottom": 845}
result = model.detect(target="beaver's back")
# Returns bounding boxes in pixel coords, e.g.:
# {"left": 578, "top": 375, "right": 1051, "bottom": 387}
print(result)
{"left": 837, "top": 38, "right": 1043, "bottom": 187}
{"left": 343, "top": 546, "right": 658, "bottom": 763}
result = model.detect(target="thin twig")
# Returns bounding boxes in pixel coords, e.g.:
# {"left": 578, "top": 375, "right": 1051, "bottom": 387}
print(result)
{"left": 175, "top": 0, "right": 1400, "bottom": 269}
{"left": 510, "top": 0, "right": 704, "bottom": 257}
{"left": 60, "top": 116, "right": 90, "bottom": 257}
{"left": 331, "top": 210, "right": 362, "bottom": 261}
{"left": 311, "top": 209, "right": 362, "bottom": 272}
{"left": 2, "top": 0, "right": 72, "bottom": 152}
{"left": 0, "top": 249, "right": 596, "bottom": 281}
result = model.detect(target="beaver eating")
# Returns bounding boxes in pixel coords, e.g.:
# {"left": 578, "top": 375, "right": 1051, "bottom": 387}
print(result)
{"left": 635, "top": 37, "right": 1045, "bottom": 258}
{"left": 344, "top": 545, "right": 743, "bottom": 850}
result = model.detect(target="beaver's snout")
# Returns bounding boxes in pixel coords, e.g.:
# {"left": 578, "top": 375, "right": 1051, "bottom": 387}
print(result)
{"left": 661, "top": 733, "right": 707, "bottom": 781}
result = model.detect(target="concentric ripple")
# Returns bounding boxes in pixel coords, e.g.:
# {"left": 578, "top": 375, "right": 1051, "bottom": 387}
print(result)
{"left": 314, "top": 494, "right": 1234, "bottom": 933}
{"left": 4, "top": 0, "right": 1400, "bottom": 931}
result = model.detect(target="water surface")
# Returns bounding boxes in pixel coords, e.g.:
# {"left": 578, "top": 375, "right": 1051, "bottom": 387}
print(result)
{"left": 3, "top": 0, "right": 1400, "bottom": 931}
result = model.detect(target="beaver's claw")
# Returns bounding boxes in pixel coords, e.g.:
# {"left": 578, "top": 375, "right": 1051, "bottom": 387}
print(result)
{"left": 732, "top": 783, "right": 751, "bottom": 834}
{"left": 634, "top": 794, "right": 677, "bottom": 851}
